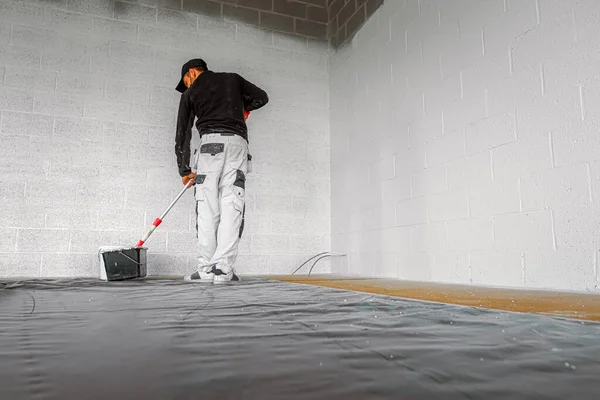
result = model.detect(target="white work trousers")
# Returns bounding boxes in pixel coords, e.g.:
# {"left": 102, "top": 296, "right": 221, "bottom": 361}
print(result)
{"left": 193, "top": 133, "right": 248, "bottom": 273}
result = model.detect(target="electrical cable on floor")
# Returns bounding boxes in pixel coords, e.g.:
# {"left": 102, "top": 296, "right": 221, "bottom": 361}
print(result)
{"left": 290, "top": 252, "right": 330, "bottom": 275}
{"left": 307, "top": 254, "right": 335, "bottom": 276}
{"left": 291, "top": 252, "right": 347, "bottom": 276}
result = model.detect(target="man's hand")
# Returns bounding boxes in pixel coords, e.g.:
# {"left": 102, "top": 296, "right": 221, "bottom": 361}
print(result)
{"left": 182, "top": 173, "right": 196, "bottom": 186}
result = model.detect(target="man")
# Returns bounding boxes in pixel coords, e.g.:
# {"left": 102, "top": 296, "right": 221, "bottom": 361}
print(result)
{"left": 174, "top": 59, "right": 268, "bottom": 283}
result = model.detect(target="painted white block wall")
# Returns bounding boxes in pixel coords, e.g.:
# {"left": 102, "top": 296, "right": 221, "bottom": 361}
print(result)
{"left": 0, "top": 0, "right": 330, "bottom": 278}
{"left": 329, "top": 0, "right": 600, "bottom": 292}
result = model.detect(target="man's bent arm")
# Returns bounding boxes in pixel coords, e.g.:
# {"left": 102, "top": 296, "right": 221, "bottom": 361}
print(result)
{"left": 174, "top": 94, "right": 195, "bottom": 177}
{"left": 238, "top": 74, "right": 269, "bottom": 112}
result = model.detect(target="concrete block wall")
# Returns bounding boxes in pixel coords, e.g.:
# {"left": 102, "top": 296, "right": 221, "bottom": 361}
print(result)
{"left": 0, "top": 0, "right": 330, "bottom": 278}
{"left": 329, "top": 0, "right": 600, "bottom": 292}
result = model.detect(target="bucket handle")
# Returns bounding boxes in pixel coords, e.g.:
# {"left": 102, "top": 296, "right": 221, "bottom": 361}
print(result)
{"left": 117, "top": 250, "right": 142, "bottom": 265}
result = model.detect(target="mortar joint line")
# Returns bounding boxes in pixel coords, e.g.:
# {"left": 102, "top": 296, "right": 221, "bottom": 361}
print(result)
{"left": 540, "top": 63, "right": 545, "bottom": 96}
{"left": 517, "top": 178, "right": 523, "bottom": 212}
{"left": 571, "top": 9, "right": 577, "bottom": 44}
{"left": 481, "top": 28, "right": 485, "bottom": 56}
{"left": 586, "top": 163, "right": 593, "bottom": 203}
{"left": 579, "top": 83, "right": 585, "bottom": 121}
{"left": 508, "top": 45, "right": 513, "bottom": 76}
{"left": 549, "top": 209, "right": 557, "bottom": 251}
{"left": 549, "top": 131, "right": 555, "bottom": 168}
{"left": 521, "top": 252, "right": 526, "bottom": 285}
{"left": 594, "top": 249, "right": 598, "bottom": 288}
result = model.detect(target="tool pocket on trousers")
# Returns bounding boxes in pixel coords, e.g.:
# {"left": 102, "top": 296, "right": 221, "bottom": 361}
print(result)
{"left": 232, "top": 186, "right": 244, "bottom": 211}
{"left": 232, "top": 186, "right": 245, "bottom": 240}
{"left": 198, "top": 143, "right": 225, "bottom": 172}
{"left": 232, "top": 170, "right": 245, "bottom": 207}
{"left": 233, "top": 169, "right": 245, "bottom": 190}
{"left": 231, "top": 170, "right": 245, "bottom": 238}
{"left": 194, "top": 175, "right": 206, "bottom": 201}
{"left": 200, "top": 143, "right": 224, "bottom": 155}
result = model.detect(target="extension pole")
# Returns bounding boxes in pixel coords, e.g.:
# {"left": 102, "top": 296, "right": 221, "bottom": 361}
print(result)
{"left": 135, "top": 180, "right": 193, "bottom": 247}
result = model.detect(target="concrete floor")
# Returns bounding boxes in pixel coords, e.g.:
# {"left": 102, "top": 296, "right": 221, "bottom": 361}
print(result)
{"left": 268, "top": 275, "right": 600, "bottom": 322}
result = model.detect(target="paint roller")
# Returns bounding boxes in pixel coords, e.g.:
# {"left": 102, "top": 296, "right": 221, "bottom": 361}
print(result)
{"left": 98, "top": 181, "right": 193, "bottom": 281}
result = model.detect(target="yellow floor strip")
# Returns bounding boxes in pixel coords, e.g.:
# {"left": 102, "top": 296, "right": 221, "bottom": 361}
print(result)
{"left": 267, "top": 275, "right": 600, "bottom": 322}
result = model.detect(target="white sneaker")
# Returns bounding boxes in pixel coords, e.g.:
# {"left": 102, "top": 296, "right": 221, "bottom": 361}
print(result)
{"left": 211, "top": 265, "right": 240, "bottom": 284}
{"left": 184, "top": 265, "right": 214, "bottom": 283}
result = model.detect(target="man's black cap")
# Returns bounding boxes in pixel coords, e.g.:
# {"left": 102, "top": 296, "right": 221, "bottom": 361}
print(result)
{"left": 175, "top": 59, "right": 208, "bottom": 93}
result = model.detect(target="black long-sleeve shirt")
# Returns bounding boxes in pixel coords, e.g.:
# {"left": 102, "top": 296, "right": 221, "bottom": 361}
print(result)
{"left": 174, "top": 70, "right": 269, "bottom": 177}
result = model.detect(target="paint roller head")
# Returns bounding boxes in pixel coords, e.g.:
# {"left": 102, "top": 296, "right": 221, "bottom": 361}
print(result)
{"left": 98, "top": 245, "right": 133, "bottom": 253}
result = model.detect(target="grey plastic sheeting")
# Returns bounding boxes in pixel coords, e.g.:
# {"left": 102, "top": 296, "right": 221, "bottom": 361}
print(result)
{"left": 1, "top": 278, "right": 600, "bottom": 399}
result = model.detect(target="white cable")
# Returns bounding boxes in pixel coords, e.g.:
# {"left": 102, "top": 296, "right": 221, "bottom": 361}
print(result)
{"left": 290, "top": 252, "right": 347, "bottom": 276}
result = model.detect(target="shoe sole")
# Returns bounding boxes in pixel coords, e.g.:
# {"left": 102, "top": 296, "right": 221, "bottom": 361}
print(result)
{"left": 210, "top": 265, "right": 240, "bottom": 284}
{"left": 184, "top": 275, "right": 214, "bottom": 283}
{"left": 213, "top": 278, "right": 241, "bottom": 285}
{"left": 184, "top": 264, "right": 217, "bottom": 283}
{"left": 213, "top": 275, "right": 241, "bottom": 284}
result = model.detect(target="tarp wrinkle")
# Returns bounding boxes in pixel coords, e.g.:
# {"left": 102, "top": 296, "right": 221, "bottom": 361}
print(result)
{"left": 1, "top": 278, "right": 600, "bottom": 399}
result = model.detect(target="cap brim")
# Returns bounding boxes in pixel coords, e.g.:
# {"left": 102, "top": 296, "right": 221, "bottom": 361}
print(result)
{"left": 175, "top": 79, "right": 187, "bottom": 93}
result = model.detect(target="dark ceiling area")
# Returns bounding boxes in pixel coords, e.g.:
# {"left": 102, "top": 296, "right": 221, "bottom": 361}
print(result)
{"left": 176, "top": 0, "right": 384, "bottom": 48}
{"left": 327, "top": 0, "right": 383, "bottom": 47}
